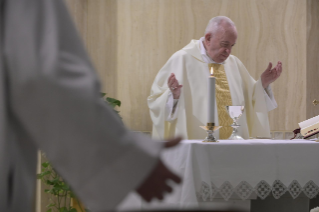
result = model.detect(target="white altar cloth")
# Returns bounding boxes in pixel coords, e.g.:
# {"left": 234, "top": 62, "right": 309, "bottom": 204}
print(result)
{"left": 118, "top": 139, "right": 319, "bottom": 210}
{"left": 162, "top": 139, "right": 319, "bottom": 202}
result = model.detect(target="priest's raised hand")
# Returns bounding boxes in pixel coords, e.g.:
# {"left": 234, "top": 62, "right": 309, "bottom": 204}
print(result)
{"left": 168, "top": 73, "right": 183, "bottom": 99}
{"left": 261, "top": 61, "right": 283, "bottom": 88}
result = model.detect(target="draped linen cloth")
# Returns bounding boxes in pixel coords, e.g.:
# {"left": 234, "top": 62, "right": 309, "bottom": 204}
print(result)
{"left": 161, "top": 140, "right": 319, "bottom": 205}
{"left": 148, "top": 39, "right": 272, "bottom": 140}
{"left": 0, "top": 1, "right": 162, "bottom": 211}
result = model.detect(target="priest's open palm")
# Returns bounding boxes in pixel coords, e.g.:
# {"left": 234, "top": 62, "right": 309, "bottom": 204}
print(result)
{"left": 135, "top": 137, "right": 182, "bottom": 202}
{"left": 261, "top": 61, "right": 282, "bottom": 88}
{"left": 168, "top": 73, "right": 183, "bottom": 99}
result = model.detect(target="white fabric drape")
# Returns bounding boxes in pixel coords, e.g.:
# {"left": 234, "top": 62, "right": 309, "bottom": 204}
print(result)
{"left": 160, "top": 140, "right": 319, "bottom": 205}
{"left": 0, "top": 1, "right": 162, "bottom": 211}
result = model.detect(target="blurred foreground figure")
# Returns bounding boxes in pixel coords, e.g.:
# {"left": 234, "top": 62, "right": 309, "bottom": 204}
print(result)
{"left": 0, "top": 0, "right": 181, "bottom": 211}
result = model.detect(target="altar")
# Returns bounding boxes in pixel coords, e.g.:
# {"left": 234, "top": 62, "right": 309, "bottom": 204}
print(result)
{"left": 118, "top": 139, "right": 319, "bottom": 212}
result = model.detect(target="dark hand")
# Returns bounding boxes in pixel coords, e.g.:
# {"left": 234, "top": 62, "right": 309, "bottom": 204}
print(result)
{"left": 261, "top": 61, "right": 282, "bottom": 88}
{"left": 135, "top": 137, "right": 182, "bottom": 202}
{"left": 167, "top": 73, "right": 183, "bottom": 99}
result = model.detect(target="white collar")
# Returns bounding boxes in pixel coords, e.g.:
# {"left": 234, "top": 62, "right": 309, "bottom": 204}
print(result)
{"left": 199, "top": 37, "right": 225, "bottom": 64}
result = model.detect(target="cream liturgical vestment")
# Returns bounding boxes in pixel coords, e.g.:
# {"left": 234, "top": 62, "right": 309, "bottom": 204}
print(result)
{"left": 148, "top": 39, "right": 277, "bottom": 140}
{"left": 0, "top": 0, "right": 163, "bottom": 212}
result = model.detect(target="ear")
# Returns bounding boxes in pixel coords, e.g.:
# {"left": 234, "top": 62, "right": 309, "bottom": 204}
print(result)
{"left": 204, "top": 33, "right": 212, "bottom": 44}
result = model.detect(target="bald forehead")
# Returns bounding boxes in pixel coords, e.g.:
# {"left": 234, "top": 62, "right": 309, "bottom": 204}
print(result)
{"left": 217, "top": 20, "right": 237, "bottom": 33}
{"left": 220, "top": 19, "right": 235, "bottom": 28}
{"left": 214, "top": 24, "right": 237, "bottom": 39}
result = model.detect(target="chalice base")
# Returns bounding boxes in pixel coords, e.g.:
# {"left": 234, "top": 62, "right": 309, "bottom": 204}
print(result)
{"left": 228, "top": 133, "right": 244, "bottom": 140}
{"left": 228, "top": 125, "right": 244, "bottom": 140}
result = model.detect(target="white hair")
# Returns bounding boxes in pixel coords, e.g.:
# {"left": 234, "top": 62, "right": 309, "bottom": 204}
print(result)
{"left": 204, "top": 16, "right": 236, "bottom": 35}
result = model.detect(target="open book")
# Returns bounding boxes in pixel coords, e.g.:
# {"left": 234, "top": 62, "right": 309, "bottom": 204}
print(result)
{"left": 299, "top": 115, "right": 319, "bottom": 138}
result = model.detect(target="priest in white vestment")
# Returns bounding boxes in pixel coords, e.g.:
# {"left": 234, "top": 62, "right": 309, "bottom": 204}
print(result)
{"left": 148, "top": 16, "right": 282, "bottom": 140}
{"left": 0, "top": 1, "right": 181, "bottom": 212}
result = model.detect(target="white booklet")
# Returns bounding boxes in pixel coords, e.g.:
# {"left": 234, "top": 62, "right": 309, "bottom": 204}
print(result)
{"left": 299, "top": 115, "right": 319, "bottom": 138}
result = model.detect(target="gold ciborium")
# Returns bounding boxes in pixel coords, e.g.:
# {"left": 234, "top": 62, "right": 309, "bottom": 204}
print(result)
{"left": 200, "top": 123, "right": 222, "bottom": 142}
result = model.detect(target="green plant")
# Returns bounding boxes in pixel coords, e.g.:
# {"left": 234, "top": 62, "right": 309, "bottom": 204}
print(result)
{"left": 37, "top": 160, "right": 85, "bottom": 212}
{"left": 37, "top": 94, "right": 121, "bottom": 212}
{"left": 101, "top": 93, "right": 122, "bottom": 118}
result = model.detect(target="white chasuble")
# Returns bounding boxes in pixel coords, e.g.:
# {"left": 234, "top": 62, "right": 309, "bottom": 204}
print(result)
{"left": 148, "top": 39, "right": 274, "bottom": 140}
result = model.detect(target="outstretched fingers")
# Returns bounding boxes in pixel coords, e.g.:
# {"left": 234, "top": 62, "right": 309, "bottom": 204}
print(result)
{"left": 167, "top": 73, "right": 174, "bottom": 86}
{"left": 136, "top": 159, "right": 181, "bottom": 202}
{"left": 163, "top": 184, "right": 173, "bottom": 193}
{"left": 167, "top": 170, "right": 182, "bottom": 184}
{"left": 277, "top": 61, "right": 282, "bottom": 76}
{"left": 272, "top": 61, "right": 282, "bottom": 79}
{"left": 266, "top": 62, "right": 273, "bottom": 72}
{"left": 160, "top": 161, "right": 182, "bottom": 184}
{"left": 168, "top": 73, "right": 180, "bottom": 89}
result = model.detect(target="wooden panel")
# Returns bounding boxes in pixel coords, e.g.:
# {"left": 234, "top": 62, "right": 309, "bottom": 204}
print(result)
{"left": 65, "top": 0, "right": 88, "bottom": 44}
{"left": 66, "top": 0, "right": 309, "bottom": 132}
{"left": 86, "top": 1, "right": 118, "bottom": 97}
{"left": 234, "top": 0, "right": 307, "bottom": 131}
{"left": 66, "top": 0, "right": 118, "bottom": 97}
{"left": 116, "top": 0, "right": 200, "bottom": 130}
{"left": 307, "top": 0, "right": 319, "bottom": 119}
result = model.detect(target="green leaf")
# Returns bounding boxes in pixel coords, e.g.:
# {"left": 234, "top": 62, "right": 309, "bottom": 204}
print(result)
{"left": 69, "top": 191, "right": 76, "bottom": 198}
{"left": 61, "top": 184, "right": 70, "bottom": 191}
{"left": 69, "top": 208, "right": 77, "bottom": 212}
{"left": 101, "top": 92, "right": 106, "bottom": 97}
{"left": 46, "top": 203, "right": 56, "bottom": 208}
{"left": 59, "top": 207, "right": 68, "bottom": 212}
{"left": 46, "top": 209, "right": 52, "bottom": 212}
{"left": 46, "top": 179, "right": 55, "bottom": 185}
{"left": 42, "top": 162, "right": 50, "bottom": 168}
{"left": 42, "top": 170, "right": 52, "bottom": 177}
{"left": 106, "top": 97, "right": 121, "bottom": 108}
{"left": 85, "top": 209, "right": 91, "bottom": 212}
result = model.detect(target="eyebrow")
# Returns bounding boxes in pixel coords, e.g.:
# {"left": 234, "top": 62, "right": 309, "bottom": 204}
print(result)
{"left": 220, "top": 41, "right": 236, "bottom": 46}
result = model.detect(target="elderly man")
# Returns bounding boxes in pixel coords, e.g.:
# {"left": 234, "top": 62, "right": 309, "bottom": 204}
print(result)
{"left": 148, "top": 16, "right": 282, "bottom": 140}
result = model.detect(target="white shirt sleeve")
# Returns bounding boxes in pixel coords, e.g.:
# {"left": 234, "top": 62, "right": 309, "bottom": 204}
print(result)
{"left": 263, "top": 85, "right": 277, "bottom": 111}
{"left": 165, "top": 92, "right": 179, "bottom": 121}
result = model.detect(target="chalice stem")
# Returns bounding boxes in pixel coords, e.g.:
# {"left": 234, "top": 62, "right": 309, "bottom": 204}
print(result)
{"left": 232, "top": 126, "right": 238, "bottom": 134}
{"left": 229, "top": 124, "right": 244, "bottom": 140}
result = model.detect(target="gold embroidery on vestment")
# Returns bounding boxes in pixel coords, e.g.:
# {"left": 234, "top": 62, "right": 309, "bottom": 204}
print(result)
{"left": 208, "top": 63, "right": 233, "bottom": 139}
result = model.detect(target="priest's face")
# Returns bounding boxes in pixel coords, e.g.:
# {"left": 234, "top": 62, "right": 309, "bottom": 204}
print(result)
{"left": 204, "top": 26, "right": 237, "bottom": 63}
